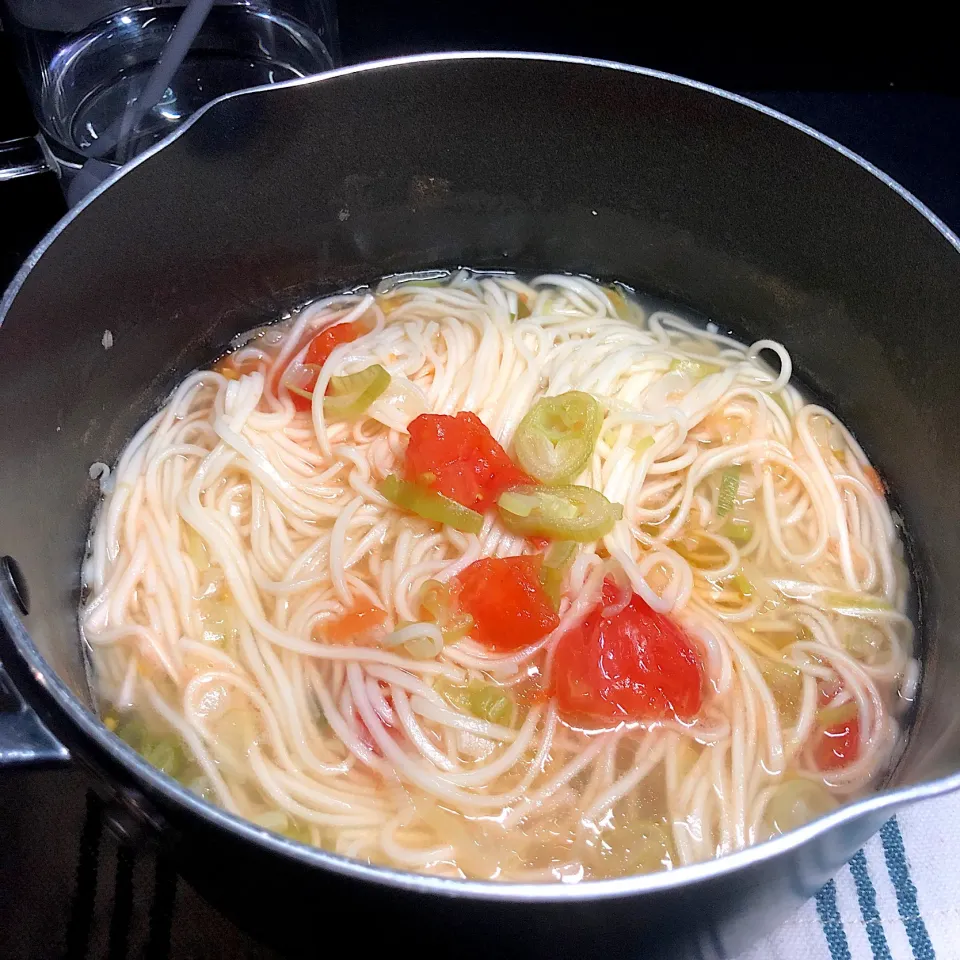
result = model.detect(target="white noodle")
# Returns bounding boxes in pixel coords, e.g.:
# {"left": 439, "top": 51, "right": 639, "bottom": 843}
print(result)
{"left": 83, "top": 273, "right": 913, "bottom": 881}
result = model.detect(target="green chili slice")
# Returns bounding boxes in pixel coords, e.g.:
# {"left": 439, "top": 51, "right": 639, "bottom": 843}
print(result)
{"left": 513, "top": 391, "right": 603, "bottom": 484}
{"left": 324, "top": 364, "right": 391, "bottom": 420}
{"left": 379, "top": 475, "right": 483, "bottom": 534}
{"left": 497, "top": 484, "right": 623, "bottom": 542}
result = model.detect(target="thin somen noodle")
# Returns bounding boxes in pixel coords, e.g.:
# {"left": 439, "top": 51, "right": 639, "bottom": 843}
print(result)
{"left": 82, "top": 272, "right": 915, "bottom": 881}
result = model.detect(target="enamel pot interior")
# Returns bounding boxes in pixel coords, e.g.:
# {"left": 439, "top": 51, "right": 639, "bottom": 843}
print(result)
{"left": 1, "top": 54, "right": 960, "bottom": 959}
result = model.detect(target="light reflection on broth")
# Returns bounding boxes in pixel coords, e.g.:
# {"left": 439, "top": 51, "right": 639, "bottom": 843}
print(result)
{"left": 82, "top": 271, "right": 916, "bottom": 882}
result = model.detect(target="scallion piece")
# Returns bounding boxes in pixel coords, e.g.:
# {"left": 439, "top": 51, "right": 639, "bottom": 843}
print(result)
{"left": 721, "top": 519, "right": 753, "bottom": 546}
{"left": 823, "top": 591, "right": 892, "bottom": 613}
{"left": 670, "top": 357, "right": 721, "bottom": 378}
{"left": 324, "top": 364, "right": 391, "bottom": 420}
{"left": 379, "top": 475, "right": 484, "bottom": 534}
{"left": 818, "top": 700, "right": 858, "bottom": 728}
{"left": 437, "top": 679, "right": 514, "bottom": 727}
{"left": 141, "top": 737, "right": 185, "bottom": 777}
{"left": 287, "top": 383, "right": 315, "bottom": 401}
{"left": 468, "top": 684, "right": 514, "bottom": 726}
{"left": 717, "top": 464, "right": 741, "bottom": 517}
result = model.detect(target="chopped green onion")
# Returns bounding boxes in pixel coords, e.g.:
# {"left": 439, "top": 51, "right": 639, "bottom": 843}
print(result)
{"left": 497, "top": 484, "right": 623, "bottom": 542}
{"left": 759, "top": 659, "right": 803, "bottom": 719}
{"left": 382, "top": 621, "right": 444, "bottom": 659}
{"left": 437, "top": 679, "right": 514, "bottom": 726}
{"left": 765, "top": 779, "right": 836, "bottom": 835}
{"left": 440, "top": 611, "right": 474, "bottom": 644}
{"left": 717, "top": 465, "right": 741, "bottom": 517}
{"left": 287, "top": 383, "right": 315, "bottom": 401}
{"left": 818, "top": 700, "right": 858, "bottom": 728}
{"left": 721, "top": 519, "right": 753, "bottom": 545}
{"left": 185, "top": 775, "right": 216, "bottom": 803}
{"left": 253, "top": 810, "right": 291, "bottom": 833}
{"left": 513, "top": 391, "right": 604, "bottom": 484}
{"left": 403, "top": 633, "right": 444, "bottom": 660}
{"left": 379, "top": 475, "right": 484, "bottom": 534}
{"left": 539, "top": 541, "right": 577, "bottom": 609}
{"left": 435, "top": 678, "right": 472, "bottom": 713}
{"left": 631, "top": 435, "right": 656, "bottom": 454}
{"left": 823, "top": 591, "right": 892, "bottom": 613}
{"left": 670, "top": 357, "right": 721, "bottom": 378}
{"left": 469, "top": 684, "right": 514, "bottom": 726}
{"left": 141, "top": 737, "right": 184, "bottom": 777}
{"left": 324, "top": 364, "right": 391, "bottom": 420}
{"left": 418, "top": 579, "right": 474, "bottom": 643}
{"left": 114, "top": 716, "right": 147, "bottom": 751}
{"left": 731, "top": 571, "right": 754, "bottom": 597}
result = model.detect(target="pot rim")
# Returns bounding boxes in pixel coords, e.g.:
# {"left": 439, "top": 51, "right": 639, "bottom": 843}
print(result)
{"left": 2, "top": 50, "right": 959, "bottom": 903}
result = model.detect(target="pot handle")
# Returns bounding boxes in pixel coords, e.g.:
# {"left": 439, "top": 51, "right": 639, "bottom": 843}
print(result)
{"left": 0, "top": 677, "right": 71, "bottom": 766}
{"left": 0, "top": 557, "right": 71, "bottom": 767}
{"left": 0, "top": 137, "right": 51, "bottom": 181}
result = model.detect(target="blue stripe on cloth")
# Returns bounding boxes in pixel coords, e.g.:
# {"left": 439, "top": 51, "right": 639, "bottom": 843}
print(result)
{"left": 848, "top": 850, "right": 893, "bottom": 960}
{"left": 816, "top": 878, "right": 852, "bottom": 960}
{"left": 879, "top": 817, "right": 936, "bottom": 960}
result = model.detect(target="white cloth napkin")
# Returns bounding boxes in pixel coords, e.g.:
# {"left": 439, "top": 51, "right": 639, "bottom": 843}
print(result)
{"left": 739, "top": 792, "right": 960, "bottom": 960}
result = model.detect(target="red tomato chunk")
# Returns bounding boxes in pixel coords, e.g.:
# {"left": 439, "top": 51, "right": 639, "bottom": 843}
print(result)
{"left": 405, "top": 412, "right": 530, "bottom": 510}
{"left": 816, "top": 716, "right": 860, "bottom": 771}
{"left": 456, "top": 556, "right": 559, "bottom": 651}
{"left": 554, "top": 578, "right": 703, "bottom": 726}
{"left": 284, "top": 321, "right": 364, "bottom": 411}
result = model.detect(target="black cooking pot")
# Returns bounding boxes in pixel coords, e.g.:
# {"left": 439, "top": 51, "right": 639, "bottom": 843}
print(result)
{"left": 2, "top": 54, "right": 959, "bottom": 960}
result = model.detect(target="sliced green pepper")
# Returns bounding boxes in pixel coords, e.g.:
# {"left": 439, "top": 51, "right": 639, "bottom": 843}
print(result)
{"left": 324, "top": 364, "right": 391, "bottom": 420}
{"left": 379, "top": 475, "right": 484, "bottom": 534}
{"left": 497, "top": 484, "right": 623, "bottom": 542}
{"left": 513, "top": 391, "right": 603, "bottom": 484}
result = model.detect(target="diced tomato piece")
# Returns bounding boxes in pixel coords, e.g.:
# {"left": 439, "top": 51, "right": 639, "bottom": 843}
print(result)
{"left": 323, "top": 599, "right": 388, "bottom": 644}
{"left": 405, "top": 412, "right": 531, "bottom": 510}
{"left": 553, "top": 578, "right": 703, "bottom": 726}
{"left": 456, "top": 556, "right": 559, "bottom": 650}
{"left": 815, "top": 716, "right": 860, "bottom": 771}
{"left": 289, "top": 390, "right": 313, "bottom": 412}
{"left": 277, "top": 321, "right": 364, "bottom": 410}
{"left": 304, "top": 321, "right": 363, "bottom": 367}
{"left": 863, "top": 466, "right": 886, "bottom": 498}
{"left": 515, "top": 677, "right": 554, "bottom": 706}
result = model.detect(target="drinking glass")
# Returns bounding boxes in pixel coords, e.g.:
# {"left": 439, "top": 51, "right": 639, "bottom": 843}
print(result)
{"left": 0, "top": 1, "right": 338, "bottom": 198}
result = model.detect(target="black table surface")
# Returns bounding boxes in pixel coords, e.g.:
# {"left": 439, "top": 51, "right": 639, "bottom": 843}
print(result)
{"left": 1, "top": 18, "right": 959, "bottom": 960}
